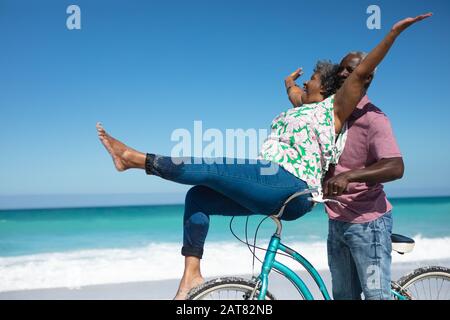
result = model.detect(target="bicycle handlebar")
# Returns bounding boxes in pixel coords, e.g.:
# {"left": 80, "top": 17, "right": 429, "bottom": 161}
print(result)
{"left": 273, "top": 188, "right": 318, "bottom": 219}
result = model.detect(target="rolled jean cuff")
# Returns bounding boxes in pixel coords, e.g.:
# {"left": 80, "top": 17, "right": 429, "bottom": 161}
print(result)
{"left": 145, "top": 153, "right": 157, "bottom": 175}
{"left": 181, "top": 246, "right": 204, "bottom": 259}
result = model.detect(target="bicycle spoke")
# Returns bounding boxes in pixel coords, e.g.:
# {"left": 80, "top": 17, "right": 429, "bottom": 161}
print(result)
{"left": 429, "top": 278, "right": 432, "bottom": 299}
{"left": 437, "top": 278, "right": 445, "bottom": 300}
{"left": 421, "top": 279, "right": 427, "bottom": 300}
{"left": 443, "top": 282, "right": 450, "bottom": 300}
{"left": 436, "top": 278, "right": 440, "bottom": 299}
{"left": 438, "top": 277, "right": 446, "bottom": 300}
{"left": 436, "top": 278, "right": 440, "bottom": 300}
{"left": 413, "top": 283, "right": 420, "bottom": 299}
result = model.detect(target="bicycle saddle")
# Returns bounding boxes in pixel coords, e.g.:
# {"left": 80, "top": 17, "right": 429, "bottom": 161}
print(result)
{"left": 391, "top": 233, "right": 415, "bottom": 254}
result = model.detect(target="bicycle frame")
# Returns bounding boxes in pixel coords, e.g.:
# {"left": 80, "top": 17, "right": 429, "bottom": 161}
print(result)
{"left": 256, "top": 234, "right": 331, "bottom": 300}
{"left": 256, "top": 233, "right": 409, "bottom": 300}
{"left": 251, "top": 189, "right": 409, "bottom": 300}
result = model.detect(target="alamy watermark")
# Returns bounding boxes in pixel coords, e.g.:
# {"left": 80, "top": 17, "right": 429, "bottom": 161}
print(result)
{"left": 367, "top": 5, "right": 381, "bottom": 30}
{"left": 65, "top": 6, "right": 381, "bottom": 33}
{"left": 170, "top": 121, "right": 279, "bottom": 175}
{"left": 66, "top": 5, "right": 81, "bottom": 30}
{"left": 366, "top": 264, "right": 382, "bottom": 290}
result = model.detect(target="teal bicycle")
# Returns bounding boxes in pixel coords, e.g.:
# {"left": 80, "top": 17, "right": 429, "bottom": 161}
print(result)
{"left": 187, "top": 189, "right": 450, "bottom": 300}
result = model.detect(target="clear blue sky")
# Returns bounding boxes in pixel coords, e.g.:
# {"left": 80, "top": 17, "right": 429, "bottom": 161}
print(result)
{"left": 1, "top": 0, "right": 449, "bottom": 208}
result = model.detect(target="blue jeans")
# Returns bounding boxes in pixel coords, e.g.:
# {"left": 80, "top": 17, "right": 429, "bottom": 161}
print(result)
{"left": 145, "top": 154, "right": 313, "bottom": 258}
{"left": 327, "top": 212, "right": 393, "bottom": 300}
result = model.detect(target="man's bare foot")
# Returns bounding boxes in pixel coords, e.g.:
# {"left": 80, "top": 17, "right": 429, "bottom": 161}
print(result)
{"left": 173, "top": 275, "right": 205, "bottom": 300}
{"left": 96, "top": 122, "right": 145, "bottom": 171}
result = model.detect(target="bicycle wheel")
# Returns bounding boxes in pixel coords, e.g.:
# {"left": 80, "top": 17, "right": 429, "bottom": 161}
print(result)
{"left": 186, "top": 277, "right": 276, "bottom": 300}
{"left": 396, "top": 266, "right": 450, "bottom": 300}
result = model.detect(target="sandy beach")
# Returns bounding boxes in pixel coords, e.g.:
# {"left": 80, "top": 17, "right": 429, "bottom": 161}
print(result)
{"left": 1, "top": 259, "right": 448, "bottom": 300}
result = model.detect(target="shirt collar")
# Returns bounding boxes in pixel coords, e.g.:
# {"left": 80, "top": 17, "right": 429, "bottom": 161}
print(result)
{"left": 357, "top": 95, "right": 370, "bottom": 109}
{"left": 350, "top": 95, "right": 370, "bottom": 119}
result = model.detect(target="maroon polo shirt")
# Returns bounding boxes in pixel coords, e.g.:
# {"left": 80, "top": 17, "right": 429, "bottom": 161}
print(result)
{"left": 324, "top": 96, "right": 402, "bottom": 223}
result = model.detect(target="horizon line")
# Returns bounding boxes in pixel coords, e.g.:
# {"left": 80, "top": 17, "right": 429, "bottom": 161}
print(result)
{"left": 1, "top": 193, "right": 450, "bottom": 212}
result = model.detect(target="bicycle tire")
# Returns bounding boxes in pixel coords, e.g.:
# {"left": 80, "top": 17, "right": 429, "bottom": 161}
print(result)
{"left": 396, "top": 266, "right": 450, "bottom": 300}
{"left": 186, "top": 277, "right": 276, "bottom": 300}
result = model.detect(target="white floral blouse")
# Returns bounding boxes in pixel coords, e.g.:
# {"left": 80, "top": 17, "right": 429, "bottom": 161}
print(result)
{"left": 259, "top": 95, "right": 348, "bottom": 198}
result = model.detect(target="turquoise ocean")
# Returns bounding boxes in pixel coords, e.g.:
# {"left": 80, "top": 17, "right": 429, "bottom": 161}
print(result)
{"left": 1, "top": 197, "right": 449, "bottom": 292}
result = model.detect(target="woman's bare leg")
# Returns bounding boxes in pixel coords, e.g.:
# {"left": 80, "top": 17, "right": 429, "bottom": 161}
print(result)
{"left": 96, "top": 122, "right": 146, "bottom": 171}
{"left": 97, "top": 123, "right": 205, "bottom": 299}
{"left": 174, "top": 256, "right": 205, "bottom": 300}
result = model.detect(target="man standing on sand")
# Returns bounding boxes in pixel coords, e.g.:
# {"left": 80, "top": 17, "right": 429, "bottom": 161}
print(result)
{"left": 285, "top": 52, "right": 404, "bottom": 300}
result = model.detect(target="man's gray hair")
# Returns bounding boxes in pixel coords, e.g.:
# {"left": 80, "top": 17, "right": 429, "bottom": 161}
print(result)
{"left": 348, "top": 51, "right": 377, "bottom": 74}
{"left": 350, "top": 51, "right": 368, "bottom": 60}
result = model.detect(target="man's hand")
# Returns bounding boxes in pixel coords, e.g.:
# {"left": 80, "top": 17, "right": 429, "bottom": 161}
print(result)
{"left": 323, "top": 158, "right": 404, "bottom": 197}
{"left": 323, "top": 171, "right": 351, "bottom": 197}
{"left": 391, "top": 12, "right": 432, "bottom": 35}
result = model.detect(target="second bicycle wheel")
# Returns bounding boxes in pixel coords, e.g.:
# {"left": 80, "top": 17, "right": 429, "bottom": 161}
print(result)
{"left": 396, "top": 266, "right": 450, "bottom": 300}
{"left": 186, "top": 277, "right": 276, "bottom": 300}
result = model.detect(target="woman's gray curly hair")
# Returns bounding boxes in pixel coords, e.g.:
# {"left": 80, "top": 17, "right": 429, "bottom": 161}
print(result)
{"left": 313, "top": 60, "right": 340, "bottom": 98}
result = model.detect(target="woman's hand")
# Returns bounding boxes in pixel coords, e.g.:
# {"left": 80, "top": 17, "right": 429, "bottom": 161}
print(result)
{"left": 286, "top": 68, "right": 303, "bottom": 81}
{"left": 391, "top": 12, "right": 432, "bottom": 35}
{"left": 285, "top": 67, "right": 305, "bottom": 107}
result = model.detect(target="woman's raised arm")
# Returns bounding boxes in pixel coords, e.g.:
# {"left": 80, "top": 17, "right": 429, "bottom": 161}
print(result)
{"left": 333, "top": 13, "right": 432, "bottom": 133}
{"left": 285, "top": 68, "right": 305, "bottom": 108}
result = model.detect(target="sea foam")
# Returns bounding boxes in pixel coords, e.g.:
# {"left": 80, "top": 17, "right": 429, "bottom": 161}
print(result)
{"left": 0, "top": 235, "right": 449, "bottom": 292}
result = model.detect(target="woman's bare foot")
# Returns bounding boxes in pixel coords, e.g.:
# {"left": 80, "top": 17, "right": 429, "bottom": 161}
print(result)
{"left": 96, "top": 122, "right": 146, "bottom": 171}
{"left": 173, "top": 275, "right": 205, "bottom": 300}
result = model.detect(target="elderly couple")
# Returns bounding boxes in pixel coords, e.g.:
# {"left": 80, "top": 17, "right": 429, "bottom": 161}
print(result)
{"left": 96, "top": 13, "right": 431, "bottom": 300}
